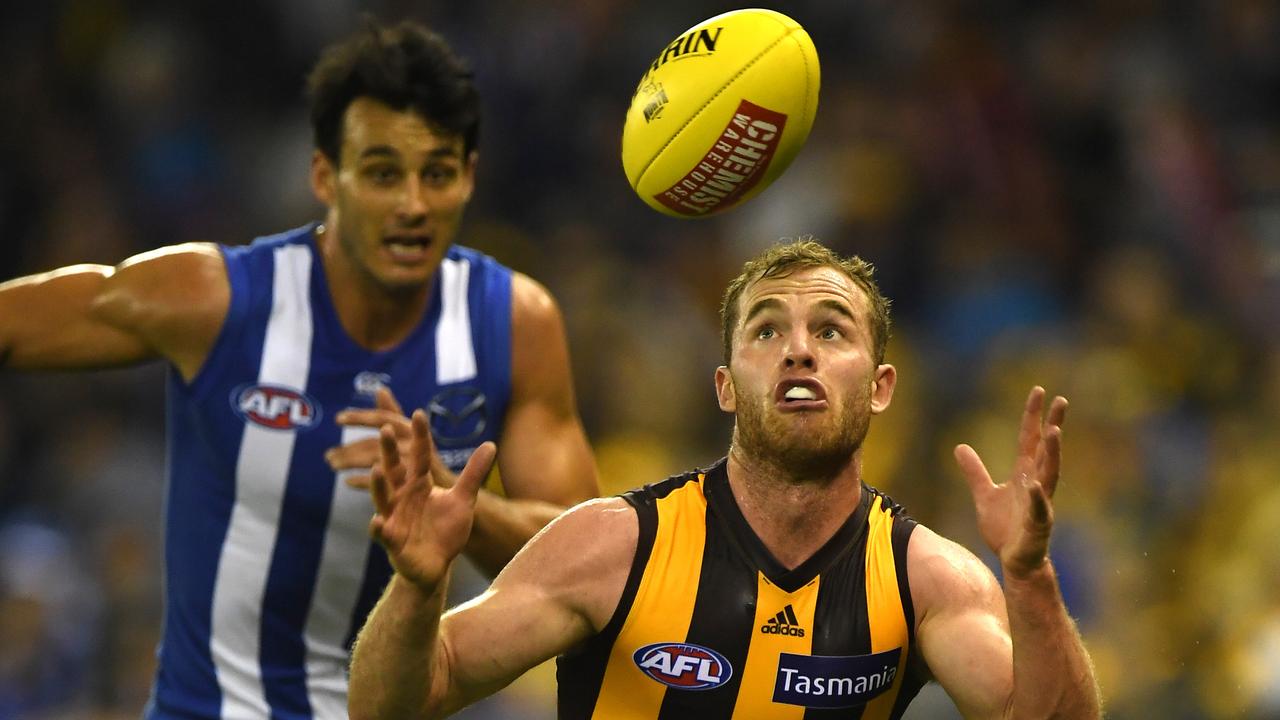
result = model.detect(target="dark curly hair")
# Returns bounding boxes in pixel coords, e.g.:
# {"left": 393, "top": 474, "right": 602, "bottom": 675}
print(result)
{"left": 306, "top": 19, "right": 480, "bottom": 164}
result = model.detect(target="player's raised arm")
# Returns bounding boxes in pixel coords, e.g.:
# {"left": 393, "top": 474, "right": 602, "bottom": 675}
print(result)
{"left": 0, "top": 243, "right": 229, "bottom": 380}
{"left": 912, "top": 387, "right": 1101, "bottom": 718}
{"left": 348, "top": 413, "right": 632, "bottom": 719}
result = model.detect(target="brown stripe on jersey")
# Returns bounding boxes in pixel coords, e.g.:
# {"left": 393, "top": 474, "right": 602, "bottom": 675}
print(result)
{"left": 860, "top": 494, "right": 910, "bottom": 720}
{"left": 729, "top": 574, "right": 819, "bottom": 719}
{"left": 654, "top": 487, "right": 762, "bottom": 719}
{"left": 589, "top": 473, "right": 710, "bottom": 719}
{"left": 556, "top": 481, "right": 660, "bottom": 718}
{"left": 887, "top": 508, "right": 926, "bottom": 717}
{"left": 802, "top": 487, "right": 875, "bottom": 720}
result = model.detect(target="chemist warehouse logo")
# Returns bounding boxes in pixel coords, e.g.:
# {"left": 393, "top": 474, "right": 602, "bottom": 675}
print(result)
{"left": 232, "top": 384, "right": 321, "bottom": 431}
{"left": 633, "top": 642, "right": 733, "bottom": 690}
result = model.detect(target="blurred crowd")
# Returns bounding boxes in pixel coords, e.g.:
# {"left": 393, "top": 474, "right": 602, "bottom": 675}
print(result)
{"left": 1, "top": 0, "right": 1278, "bottom": 718}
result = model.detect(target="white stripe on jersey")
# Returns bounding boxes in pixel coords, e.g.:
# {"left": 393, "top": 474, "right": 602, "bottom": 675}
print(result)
{"left": 301, "top": 424, "right": 378, "bottom": 720}
{"left": 436, "top": 257, "right": 476, "bottom": 383}
{"left": 210, "top": 244, "right": 314, "bottom": 719}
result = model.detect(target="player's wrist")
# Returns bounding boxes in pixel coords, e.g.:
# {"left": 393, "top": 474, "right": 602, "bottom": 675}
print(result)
{"left": 1000, "top": 556, "right": 1054, "bottom": 585}
{"left": 392, "top": 568, "right": 449, "bottom": 601}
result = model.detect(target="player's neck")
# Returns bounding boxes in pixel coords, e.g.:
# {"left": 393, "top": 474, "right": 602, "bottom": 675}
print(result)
{"left": 317, "top": 225, "right": 433, "bottom": 351}
{"left": 724, "top": 445, "right": 864, "bottom": 570}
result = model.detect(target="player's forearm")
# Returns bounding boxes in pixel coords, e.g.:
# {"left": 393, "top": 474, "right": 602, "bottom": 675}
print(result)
{"left": 1002, "top": 562, "right": 1101, "bottom": 719}
{"left": 349, "top": 574, "right": 451, "bottom": 720}
{"left": 465, "top": 491, "right": 569, "bottom": 576}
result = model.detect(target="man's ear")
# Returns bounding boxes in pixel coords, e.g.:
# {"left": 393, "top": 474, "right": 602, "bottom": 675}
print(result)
{"left": 870, "top": 364, "right": 897, "bottom": 415}
{"left": 715, "top": 366, "right": 736, "bottom": 413}
{"left": 311, "top": 150, "right": 337, "bottom": 206}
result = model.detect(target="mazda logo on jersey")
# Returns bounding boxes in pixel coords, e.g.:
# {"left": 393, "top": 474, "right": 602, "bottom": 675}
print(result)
{"left": 633, "top": 642, "right": 733, "bottom": 690}
{"left": 427, "top": 386, "right": 487, "bottom": 447}
{"left": 232, "top": 384, "right": 321, "bottom": 431}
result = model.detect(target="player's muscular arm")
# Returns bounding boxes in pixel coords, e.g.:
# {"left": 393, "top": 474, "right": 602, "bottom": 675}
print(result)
{"left": 0, "top": 244, "right": 229, "bottom": 380}
{"left": 910, "top": 527, "right": 1100, "bottom": 719}
{"left": 467, "top": 272, "right": 599, "bottom": 575}
{"left": 349, "top": 496, "right": 636, "bottom": 719}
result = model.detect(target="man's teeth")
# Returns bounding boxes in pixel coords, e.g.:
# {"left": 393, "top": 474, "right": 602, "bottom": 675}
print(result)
{"left": 784, "top": 386, "right": 818, "bottom": 400}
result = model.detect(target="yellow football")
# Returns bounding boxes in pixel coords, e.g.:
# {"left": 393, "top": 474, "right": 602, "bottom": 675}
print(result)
{"left": 621, "top": 8, "right": 820, "bottom": 219}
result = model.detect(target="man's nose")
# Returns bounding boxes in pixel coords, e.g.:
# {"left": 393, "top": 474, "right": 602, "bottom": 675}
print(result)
{"left": 784, "top": 335, "right": 816, "bottom": 369}
{"left": 397, "top": 177, "right": 429, "bottom": 224}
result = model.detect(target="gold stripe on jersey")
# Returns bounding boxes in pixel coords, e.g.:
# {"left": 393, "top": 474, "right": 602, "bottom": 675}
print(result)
{"left": 590, "top": 474, "right": 710, "bottom": 720}
{"left": 730, "top": 574, "right": 819, "bottom": 719}
{"left": 862, "top": 494, "right": 911, "bottom": 720}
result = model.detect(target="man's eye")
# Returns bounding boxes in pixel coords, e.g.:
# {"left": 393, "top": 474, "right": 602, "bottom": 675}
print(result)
{"left": 424, "top": 166, "right": 458, "bottom": 184}
{"left": 820, "top": 327, "right": 841, "bottom": 340}
{"left": 757, "top": 327, "right": 775, "bottom": 340}
{"left": 368, "top": 167, "right": 402, "bottom": 184}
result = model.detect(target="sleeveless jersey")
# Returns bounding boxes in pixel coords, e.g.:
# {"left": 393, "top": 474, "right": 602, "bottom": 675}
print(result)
{"left": 558, "top": 459, "right": 927, "bottom": 719}
{"left": 148, "top": 224, "right": 513, "bottom": 720}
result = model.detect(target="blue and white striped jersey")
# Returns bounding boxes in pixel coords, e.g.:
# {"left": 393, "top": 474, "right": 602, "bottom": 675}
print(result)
{"left": 147, "top": 224, "right": 512, "bottom": 719}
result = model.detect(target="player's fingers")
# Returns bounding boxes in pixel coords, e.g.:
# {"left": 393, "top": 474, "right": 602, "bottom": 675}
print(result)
{"left": 379, "top": 424, "right": 405, "bottom": 490}
{"left": 1038, "top": 425, "right": 1062, "bottom": 497}
{"left": 1047, "top": 395, "right": 1069, "bottom": 430}
{"left": 343, "top": 472, "right": 372, "bottom": 490}
{"left": 370, "top": 464, "right": 392, "bottom": 517}
{"left": 336, "top": 410, "right": 413, "bottom": 439}
{"left": 324, "top": 438, "right": 379, "bottom": 471}
{"left": 454, "top": 442, "right": 497, "bottom": 505}
{"left": 410, "top": 409, "right": 439, "bottom": 483}
{"left": 375, "top": 386, "right": 405, "bottom": 415}
{"left": 953, "top": 444, "right": 995, "bottom": 499}
{"left": 1017, "top": 386, "right": 1047, "bottom": 458}
{"left": 368, "top": 514, "right": 398, "bottom": 552}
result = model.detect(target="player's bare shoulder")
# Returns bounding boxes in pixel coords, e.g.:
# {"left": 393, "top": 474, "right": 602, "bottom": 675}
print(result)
{"left": 493, "top": 496, "right": 638, "bottom": 633}
{"left": 96, "top": 242, "right": 231, "bottom": 379}
{"left": 510, "top": 272, "right": 563, "bottom": 337}
{"left": 906, "top": 524, "right": 1006, "bottom": 630}
{"left": 508, "top": 271, "right": 573, "bottom": 394}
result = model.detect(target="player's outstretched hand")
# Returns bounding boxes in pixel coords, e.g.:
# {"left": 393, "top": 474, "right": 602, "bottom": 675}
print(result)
{"left": 954, "top": 386, "right": 1067, "bottom": 579}
{"left": 369, "top": 409, "right": 497, "bottom": 591}
{"left": 326, "top": 386, "right": 458, "bottom": 490}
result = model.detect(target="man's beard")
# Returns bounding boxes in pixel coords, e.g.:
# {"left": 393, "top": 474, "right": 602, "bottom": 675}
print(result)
{"left": 733, "top": 376, "right": 872, "bottom": 481}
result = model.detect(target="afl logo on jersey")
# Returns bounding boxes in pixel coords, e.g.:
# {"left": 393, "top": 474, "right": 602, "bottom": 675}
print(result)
{"left": 633, "top": 642, "right": 733, "bottom": 690}
{"left": 427, "top": 386, "right": 488, "bottom": 447}
{"left": 232, "top": 384, "right": 321, "bottom": 431}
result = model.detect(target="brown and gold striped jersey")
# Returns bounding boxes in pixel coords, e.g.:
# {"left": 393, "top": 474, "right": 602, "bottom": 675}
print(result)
{"left": 557, "top": 458, "right": 927, "bottom": 719}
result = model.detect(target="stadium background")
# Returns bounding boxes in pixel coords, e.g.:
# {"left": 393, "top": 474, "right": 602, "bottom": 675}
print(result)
{"left": 1, "top": 0, "right": 1277, "bottom": 717}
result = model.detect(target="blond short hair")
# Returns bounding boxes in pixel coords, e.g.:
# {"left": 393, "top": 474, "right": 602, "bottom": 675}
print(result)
{"left": 719, "top": 237, "right": 891, "bottom": 365}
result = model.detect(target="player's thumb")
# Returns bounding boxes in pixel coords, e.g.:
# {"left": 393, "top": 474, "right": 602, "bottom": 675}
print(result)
{"left": 953, "top": 444, "right": 993, "bottom": 499}
{"left": 455, "top": 442, "right": 497, "bottom": 503}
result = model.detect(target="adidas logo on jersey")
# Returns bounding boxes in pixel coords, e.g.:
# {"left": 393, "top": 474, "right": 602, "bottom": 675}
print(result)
{"left": 761, "top": 604, "right": 806, "bottom": 637}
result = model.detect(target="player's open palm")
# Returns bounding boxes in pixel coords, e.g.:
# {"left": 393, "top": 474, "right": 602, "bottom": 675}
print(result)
{"left": 954, "top": 387, "right": 1067, "bottom": 579}
{"left": 368, "top": 409, "right": 497, "bottom": 591}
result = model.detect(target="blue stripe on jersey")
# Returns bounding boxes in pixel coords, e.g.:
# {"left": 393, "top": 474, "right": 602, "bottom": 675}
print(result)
{"left": 151, "top": 224, "right": 514, "bottom": 719}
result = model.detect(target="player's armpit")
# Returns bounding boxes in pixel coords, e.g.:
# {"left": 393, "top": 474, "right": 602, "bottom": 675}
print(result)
{"left": 432, "top": 496, "right": 636, "bottom": 716}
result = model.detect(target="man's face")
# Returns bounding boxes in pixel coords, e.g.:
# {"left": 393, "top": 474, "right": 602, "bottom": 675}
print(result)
{"left": 311, "top": 97, "right": 476, "bottom": 292}
{"left": 715, "top": 266, "right": 895, "bottom": 475}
